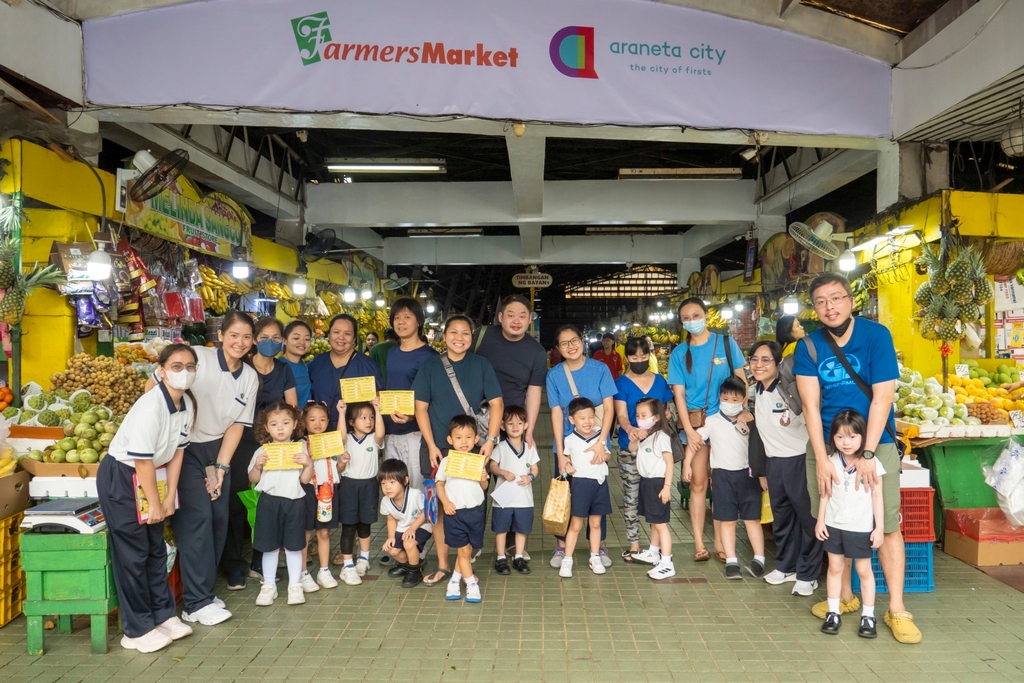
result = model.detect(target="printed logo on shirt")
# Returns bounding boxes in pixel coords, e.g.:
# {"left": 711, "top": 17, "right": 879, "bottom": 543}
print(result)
{"left": 817, "top": 353, "right": 862, "bottom": 387}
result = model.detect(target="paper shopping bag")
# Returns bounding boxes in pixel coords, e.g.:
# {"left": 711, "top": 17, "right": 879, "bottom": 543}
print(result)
{"left": 542, "top": 475, "right": 571, "bottom": 536}
{"left": 760, "top": 490, "right": 774, "bottom": 525}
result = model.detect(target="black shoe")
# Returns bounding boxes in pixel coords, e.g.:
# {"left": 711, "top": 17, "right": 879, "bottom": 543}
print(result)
{"left": 494, "top": 558, "right": 511, "bottom": 576}
{"left": 388, "top": 563, "right": 408, "bottom": 578}
{"left": 821, "top": 612, "right": 842, "bottom": 635}
{"left": 226, "top": 570, "right": 246, "bottom": 591}
{"left": 379, "top": 554, "right": 393, "bottom": 566}
{"left": 725, "top": 563, "right": 742, "bottom": 580}
{"left": 746, "top": 559, "right": 765, "bottom": 579}
{"left": 402, "top": 564, "right": 423, "bottom": 588}
{"left": 858, "top": 615, "right": 877, "bottom": 639}
{"left": 512, "top": 558, "right": 531, "bottom": 575}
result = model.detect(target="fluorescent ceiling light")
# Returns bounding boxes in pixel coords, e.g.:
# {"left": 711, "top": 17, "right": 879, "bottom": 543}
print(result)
{"left": 618, "top": 167, "right": 743, "bottom": 180}
{"left": 326, "top": 157, "right": 446, "bottom": 174}
{"left": 408, "top": 229, "right": 481, "bottom": 238}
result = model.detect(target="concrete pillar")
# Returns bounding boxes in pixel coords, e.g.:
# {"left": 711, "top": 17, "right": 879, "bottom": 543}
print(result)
{"left": 876, "top": 141, "right": 949, "bottom": 213}
{"left": 677, "top": 258, "right": 700, "bottom": 289}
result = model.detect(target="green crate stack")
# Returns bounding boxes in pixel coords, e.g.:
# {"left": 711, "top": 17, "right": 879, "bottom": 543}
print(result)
{"left": 0, "top": 512, "right": 24, "bottom": 628}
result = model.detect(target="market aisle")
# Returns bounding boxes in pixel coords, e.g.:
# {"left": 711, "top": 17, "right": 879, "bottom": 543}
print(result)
{"left": 2, "top": 409, "right": 1024, "bottom": 682}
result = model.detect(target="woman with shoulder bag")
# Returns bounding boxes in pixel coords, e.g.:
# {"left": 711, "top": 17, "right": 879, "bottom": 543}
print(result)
{"left": 667, "top": 298, "right": 748, "bottom": 563}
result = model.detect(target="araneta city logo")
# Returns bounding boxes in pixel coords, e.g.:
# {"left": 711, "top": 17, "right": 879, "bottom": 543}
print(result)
{"left": 549, "top": 26, "right": 598, "bottom": 79}
{"left": 292, "top": 12, "right": 332, "bottom": 66}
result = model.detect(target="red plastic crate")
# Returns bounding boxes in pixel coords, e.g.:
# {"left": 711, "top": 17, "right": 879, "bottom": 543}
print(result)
{"left": 168, "top": 557, "right": 183, "bottom": 604}
{"left": 899, "top": 487, "right": 936, "bottom": 542}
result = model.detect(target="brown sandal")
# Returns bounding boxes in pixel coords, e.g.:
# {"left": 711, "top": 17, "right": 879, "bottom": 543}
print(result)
{"left": 714, "top": 550, "right": 728, "bottom": 563}
{"left": 693, "top": 548, "right": 710, "bottom": 562}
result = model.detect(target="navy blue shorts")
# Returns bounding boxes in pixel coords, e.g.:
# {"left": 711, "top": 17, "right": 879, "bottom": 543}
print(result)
{"left": 253, "top": 493, "right": 307, "bottom": 552}
{"left": 339, "top": 476, "right": 379, "bottom": 526}
{"left": 823, "top": 525, "right": 873, "bottom": 560}
{"left": 710, "top": 468, "right": 761, "bottom": 522}
{"left": 570, "top": 477, "right": 612, "bottom": 518}
{"left": 444, "top": 505, "right": 485, "bottom": 550}
{"left": 491, "top": 506, "right": 534, "bottom": 535}
{"left": 638, "top": 477, "right": 671, "bottom": 524}
{"left": 393, "top": 527, "right": 432, "bottom": 553}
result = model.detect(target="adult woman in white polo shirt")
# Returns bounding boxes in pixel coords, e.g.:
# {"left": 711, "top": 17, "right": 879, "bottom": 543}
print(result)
{"left": 749, "top": 340, "right": 823, "bottom": 597}
{"left": 97, "top": 344, "right": 197, "bottom": 653}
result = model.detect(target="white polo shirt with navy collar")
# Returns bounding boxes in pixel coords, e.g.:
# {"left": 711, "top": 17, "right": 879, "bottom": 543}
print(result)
{"left": 379, "top": 486, "right": 433, "bottom": 534}
{"left": 754, "top": 378, "right": 810, "bottom": 458}
{"left": 107, "top": 381, "right": 193, "bottom": 468}
{"left": 564, "top": 430, "right": 609, "bottom": 483}
{"left": 190, "top": 346, "right": 259, "bottom": 444}
{"left": 344, "top": 432, "right": 381, "bottom": 480}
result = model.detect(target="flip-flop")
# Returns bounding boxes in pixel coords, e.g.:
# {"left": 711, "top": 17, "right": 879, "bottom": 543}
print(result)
{"left": 693, "top": 548, "right": 710, "bottom": 562}
{"left": 622, "top": 550, "right": 637, "bottom": 563}
{"left": 422, "top": 567, "right": 453, "bottom": 587}
{"left": 714, "top": 550, "right": 728, "bottom": 563}
{"left": 332, "top": 552, "right": 346, "bottom": 566}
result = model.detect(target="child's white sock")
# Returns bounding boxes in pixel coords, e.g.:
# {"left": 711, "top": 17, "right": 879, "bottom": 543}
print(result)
{"left": 358, "top": 551, "right": 370, "bottom": 562}
{"left": 827, "top": 598, "right": 840, "bottom": 614}
{"left": 649, "top": 545, "right": 661, "bottom": 555}
{"left": 344, "top": 558, "right": 355, "bottom": 568}
{"left": 285, "top": 550, "right": 303, "bottom": 585}
{"left": 262, "top": 550, "right": 280, "bottom": 583}
{"left": 451, "top": 571, "right": 463, "bottom": 584}
{"left": 319, "top": 567, "right": 330, "bottom": 573}
{"left": 515, "top": 554, "right": 523, "bottom": 560}
{"left": 862, "top": 605, "right": 875, "bottom": 618}
{"left": 496, "top": 555, "right": 506, "bottom": 562}
{"left": 754, "top": 555, "right": 765, "bottom": 565}
{"left": 661, "top": 555, "right": 673, "bottom": 566}
{"left": 590, "top": 552, "right": 600, "bottom": 560}
{"left": 466, "top": 575, "right": 478, "bottom": 586}
{"left": 726, "top": 557, "right": 738, "bottom": 565}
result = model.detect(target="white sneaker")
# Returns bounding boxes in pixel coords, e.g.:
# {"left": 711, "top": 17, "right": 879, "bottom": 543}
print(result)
{"left": 763, "top": 570, "right": 797, "bottom": 585}
{"left": 648, "top": 563, "right": 676, "bottom": 581}
{"left": 181, "top": 603, "right": 232, "bottom": 625}
{"left": 155, "top": 616, "right": 192, "bottom": 641}
{"left": 317, "top": 568, "right": 339, "bottom": 589}
{"left": 355, "top": 558, "right": 370, "bottom": 577}
{"left": 589, "top": 556, "right": 607, "bottom": 575}
{"left": 211, "top": 596, "right": 226, "bottom": 608}
{"left": 465, "top": 582, "right": 481, "bottom": 603}
{"left": 300, "top": 572, "right": 320, "bottom": 593}
{"left": 287, "top": 582, "right": 306, "bottom": 605}
{"left": 559, "top": 557, "right": 574, "bottom": 578}
{"left": 792, "top": 580, "right": 818, "bottom": 596}
{"left": 120, "top": 629, "right": 173, "bottom": 653}
{"left": 255, "top": 582, "right": 278, "bottom": 606}
{"left": 598, "top": 547, "right": 613, "bottom": 568}
{"left": 445, "top": 580, "right": 462, "bottom": 600}
{"left": 630, "top": 549, "right": 662, "bottom": 565}
{"left": 340, "top": 565, "right": 362, "bottom": 586}
{"left": 550, "top": 547, "right": 566, "bottom": 569}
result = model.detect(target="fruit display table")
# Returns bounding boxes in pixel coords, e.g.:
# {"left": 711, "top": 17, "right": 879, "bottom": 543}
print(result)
{"left": 20, "top": 531, "right": 119, "bottom": 654}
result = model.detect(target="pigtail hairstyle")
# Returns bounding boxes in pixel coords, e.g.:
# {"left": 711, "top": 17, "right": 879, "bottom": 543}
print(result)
{"left": 678, "top": 297, "right": 708, "bottom": 373}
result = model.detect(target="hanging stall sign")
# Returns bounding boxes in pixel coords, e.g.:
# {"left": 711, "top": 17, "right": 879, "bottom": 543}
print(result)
{"left": 82, "top": 0, "right": 891, "bottom": 138}
{"left": 512, "top": 272, "right": 553, "bottom": 289}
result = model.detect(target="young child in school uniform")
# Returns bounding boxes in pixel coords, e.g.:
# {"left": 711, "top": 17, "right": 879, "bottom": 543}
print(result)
{"left": 336, "top": 396, "right": 386, "bottom": 586}
{"left": 488, "top": 405, "right": 540, "bottom": 576}
{"left": 815, "top": 409, "right": 885, "bottom": 639}
{"left": 436, "top": 415, "right": 490, "bottom": 602}
{"left": 379, "top": 458, "right": 432, "bottom": 588}
{"left": 687, "top": 377, "right": 766, "bottom": 580}
{"left": 629, "top": 398, "right": 677, "bottom": 580}
{"left": 248, "top": 402, "right": 314, "bottom": 606}
{"left": 558, "top": 397, "right": 613, "bottom": 578}
{"left": 300, "top": 401, "right": 347, "bottom": 591}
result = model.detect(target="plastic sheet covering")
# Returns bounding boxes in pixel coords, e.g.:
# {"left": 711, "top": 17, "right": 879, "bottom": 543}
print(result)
{"left": 946, "top": 507, "right": 1024, "bottom": 541}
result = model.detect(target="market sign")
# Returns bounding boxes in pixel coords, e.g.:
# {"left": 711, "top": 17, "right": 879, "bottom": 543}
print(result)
{"left": 82, "top": 0, "right": 890, "bottom": 138}
{"left": 512, "top": 272, "right": 552, "bottom": 289}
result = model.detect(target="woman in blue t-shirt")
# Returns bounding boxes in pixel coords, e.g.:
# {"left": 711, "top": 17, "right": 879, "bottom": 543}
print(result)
{"left": 667, "top": 298, "right": 747, "bottom": 563}
{"left": 282, "top": 320, "right": 312, "bottom": 406}
{"left": 614, "top": 337, "right": 674, "bottom": 561}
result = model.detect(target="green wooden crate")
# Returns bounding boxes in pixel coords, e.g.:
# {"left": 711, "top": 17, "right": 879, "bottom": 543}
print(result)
{"left": 917, "top": 438, "right": 1004, "bottom": 540}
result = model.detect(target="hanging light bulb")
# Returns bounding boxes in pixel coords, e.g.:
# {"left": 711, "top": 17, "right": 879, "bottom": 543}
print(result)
{"left": 375, "top": 292, "right": 385, "bottom": 307}
{"left": 783, "top": 296, "right": 800, "bottom": 315}
{"left": 426, "top": 300, "right": 436, "bottom": 314}
{"left": 418, "top": 290, "right": 428, "bottom": 298}
{"left": 232, "top": 260, "right": 249, "bottom": 279}
{"left": 292, "top": 277, "right": 308, "bottom": 296}
{"left": 721, "top": 308, "right": 734, "bottom": 320}
{"left": 87, "top": 243, "right": 112, "bottom": 281}
{"left": 343, "top": 286, "right": 357, "bottom": 303}
{"left": 360, "top": 281, "right": 373, "bottom": 300}
{"left": 734, "top": 301, "right": 744, "bottom": 311}
{"left": 838, "top": 248, "right": 857, "bottom": 272}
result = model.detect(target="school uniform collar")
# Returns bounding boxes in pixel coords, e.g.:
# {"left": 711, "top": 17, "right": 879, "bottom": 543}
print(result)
{"left": 717, "top": 412, "right": 738, "bottom": 425}
{"left": 157, "top": 380, "right": 187, "bottom": 414}
{"left": 757, "top": 378, "right": 780, "bottom": 395}
{"left": 391, "top": 486, "right": 410, "bottom": 514}
{"left": 836, "top": 453, "right": 857, "bottom": 475}
{"left": 352, "top": 432, "right": 371, "bottom": 445}
{"left": 217, "top": 348, "right": 245, "bottom": 379}
{"left": 571, "top": 429, "right": 600, "bottom": 443}
{"left": 505, "top": 439, "right": 526, "bottom": 458}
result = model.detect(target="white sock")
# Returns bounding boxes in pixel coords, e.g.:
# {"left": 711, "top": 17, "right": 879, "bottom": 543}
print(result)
{"left": 285, "top": 550, "right": 303, "bottom": 585}
{"left": 590, "top": 552, "right": 600, "bottom": 560}
{"left": 466, "top": 575, "right": 478, "bottom": 586}
{"left": 863, "top": 605, "right": 875, "bottom": 618}
{"left": 496, "top": 555, "right": 506, "bottom": 562}
{"left": 726, "top": 557, "right": 738, "bottom": 565}
{"left": 827, "top": 598, "right": 840, "bottom": 614}
{"left": 649, "top": 545, "right": 661, "bottom": 555}
{"left": 344, "top": 559, "right": 354, "bottom": 568}
{"left": 301, "top": 570, "right": 310, "bottom": 577}
{"left": 451, "top": 571, "right": 463, "bottom": 584}
{"left": 262, "top": 550, "right": 280, "bottom": 583}
{"left": 319, "top": 567, "right": 330, "bottom": 573}
{"left": 754, "top": 555, "right": 765, "bottom": 565}
{"left": 358, "top": 551, "right": 369, "bottom": 561}
{"left": 661, "top": 555, "right": 673, "bottom": 565}
{"left": 515, "top": 554, "right": 523, "bottom": 560}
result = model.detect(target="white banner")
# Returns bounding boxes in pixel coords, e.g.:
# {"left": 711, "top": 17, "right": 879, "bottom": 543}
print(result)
{"left": 83, "top": 0, "right": 891, "bottom": 137}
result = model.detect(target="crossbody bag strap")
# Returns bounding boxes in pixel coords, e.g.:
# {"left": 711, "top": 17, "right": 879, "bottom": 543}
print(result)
{"left": 700, "top": 335, "right": 719, "bottom": 409}
{"left": 474, "top": 326, "right": 487, "bottom": 353}
{"left": 819, "top": 328, "right": 900, "bottom": 445}
{"left": 562, "top": 362, "right": 580, "bottom": 398}
{"left": 722, "top": 333, "right": 734, "bottom": 374}
{"left": 440, "top": 354, "right": 475, "bottom": 417}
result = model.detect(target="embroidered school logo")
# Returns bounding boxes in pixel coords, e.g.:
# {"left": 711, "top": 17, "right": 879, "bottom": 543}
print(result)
{"left": 550, "top": 26, "right": 598, "bottom": 79}
{"left": 818, "top": 354, "right": 862, "bottom": 384}
{"left": 292, "top": 11, "right": 333, "bottom": 66}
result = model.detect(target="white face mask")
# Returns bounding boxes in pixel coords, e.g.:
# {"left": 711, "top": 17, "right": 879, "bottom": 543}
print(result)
{"left": 164, "top": 369, "right": 197, "bottom": 391}
{"left": 719, "top": 401, "right": 743, "bottom": 417}
{"left": 637, "top": 417, "right": 656, "bottom": 431}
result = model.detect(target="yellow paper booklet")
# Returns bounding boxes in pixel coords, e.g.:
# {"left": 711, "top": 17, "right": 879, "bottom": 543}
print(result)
{"left": 443, "top": 450, "right": 487, "bottom": 481}
{"left": 379, "top": 390, "right": 415, "bottom": 415}
{"left": 340, "top": 376, "right": 377, "bottom": 403}
{"left": 135, "top": 466, "right": 178, "bottom": 524}
{"left": 308, "top": 431, "right": 345, "bottom": 460}
{"left": 262, "top": 442, "right": 305, "bottom": 470}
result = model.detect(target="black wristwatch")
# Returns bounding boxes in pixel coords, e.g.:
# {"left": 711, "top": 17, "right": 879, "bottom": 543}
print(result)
{"left": 214, "top": 463, "right": 231, "bottom": 473}
{"left": 863, "top": 450, "right": 875, "bottom": 460}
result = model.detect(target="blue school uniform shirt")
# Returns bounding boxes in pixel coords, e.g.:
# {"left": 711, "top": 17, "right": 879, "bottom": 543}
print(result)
{"left": 282, "top": 358, "right": 311, "bottom": 406}
{"left": 614, "top": 373, "right": 674, "bottom": 451}
{"left": 667, "top": 334, "right": 744, "bottom": 418}
{"left": 307, "top": 351, "right": 383, "bottom": 430}
{"left": 384, "top": 343, "right": 438, "bottom": 436}
{"left": 546, "top": 358, "right": 618, "bottom": 452}
{"left": 792, "top": 318, "right": 899, "bottom": 444}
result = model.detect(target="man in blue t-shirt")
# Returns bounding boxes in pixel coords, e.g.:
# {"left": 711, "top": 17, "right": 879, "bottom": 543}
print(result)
{"left": 794, "top": 273, "right": 920, "bottom": 645}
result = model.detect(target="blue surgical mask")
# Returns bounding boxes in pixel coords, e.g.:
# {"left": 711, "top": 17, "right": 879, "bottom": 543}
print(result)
{"left": 257, "top": 339, "right": 284, "bottom": 357}
{"left": 683, "top": 320, "right": 706, "bottom": 335}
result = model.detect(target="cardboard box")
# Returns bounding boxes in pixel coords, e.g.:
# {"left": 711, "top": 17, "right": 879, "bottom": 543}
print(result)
{"left": 0, "top": 471, "right": 30, "bottom": 518}
{"left": 900, "top": 459, "right": 931, "bottom": 489}
{"left": 944, "top": 507, "right": 1024, "bottom": 567}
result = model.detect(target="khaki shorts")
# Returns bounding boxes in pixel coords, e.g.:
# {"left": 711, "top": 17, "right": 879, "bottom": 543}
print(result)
{"left": 805, "top": 441, "right": 900, "bottom": 534}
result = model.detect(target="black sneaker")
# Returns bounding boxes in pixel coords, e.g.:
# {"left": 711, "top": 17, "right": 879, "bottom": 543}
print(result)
{"left": 494, "top": 558, "right": 511, "bottom": 576}
{"left": 402, "top": 565, "right": 423, "bottom": 588}
{"left": 821, "top": 612, "right": 842, "bottom": 635}
{"left": 388, "top": 563, "right": 408, "bottom": 578}
{"left": 379, "top": 554, "right": 393, "bottom": 566}
{"left": 858, "top": 615, "right": 877, "bottom": 639}
{"left": 512, "top": 558, "right": 531, "bottom": 574}
{"left": 725, "top": 563, "right": 742, "bottom": 580}
{"left": 746, "top": 559, "right": 765, "bottom": 579}
{"left": 226, "top": 570, "right": 246, "bottom": 591}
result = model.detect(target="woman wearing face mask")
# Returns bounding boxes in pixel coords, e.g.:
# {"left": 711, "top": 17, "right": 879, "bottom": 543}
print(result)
{"left": 282, "top": 320, "right": 313, "bottom": 406}
{"left": 98, "top": 344, "right": 198, "bottom": 653}
{"left": 220, "top": 318, "right": 298, "bottom": 591}
{"left": 668, "top": 298, "right": 748, "bottom": 563}
{"left": 614, "top": 337, "right": 674, "bottom": 562}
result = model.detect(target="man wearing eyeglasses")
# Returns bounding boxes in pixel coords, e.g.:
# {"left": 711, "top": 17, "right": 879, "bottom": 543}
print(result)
{"left": 793, "top": 273, "right": 921, "bottom": 645}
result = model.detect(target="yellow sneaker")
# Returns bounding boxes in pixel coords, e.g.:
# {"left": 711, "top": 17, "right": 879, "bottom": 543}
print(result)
{"left": 884, "top": 611, "right": 922, "bottom": 644}
{"left": 811, "top": 596, "right": 861, "bottom": 619}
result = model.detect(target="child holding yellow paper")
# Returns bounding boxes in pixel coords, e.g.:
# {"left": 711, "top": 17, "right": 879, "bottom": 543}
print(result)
{"left": 336, "top": 396, "right": 386, "bottom": 586}
{"left": 300, "top": 402, "right": 348, "bottom": 590}
{"left": 248, "top": 402, "right": 313, "bottom": 607}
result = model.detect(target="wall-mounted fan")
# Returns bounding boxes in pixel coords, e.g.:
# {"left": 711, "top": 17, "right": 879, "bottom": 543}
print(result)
{"left": 129, "top": 149, "right": 189, "bottom": 202}
{"left": 300, "top": 229, "right": 340, "bottom": 262}
{"left": 788, "top": 213, "right": 851, "bottom": 261}
{"left": 383, "top": 272, "right": 411, "bottom": 290}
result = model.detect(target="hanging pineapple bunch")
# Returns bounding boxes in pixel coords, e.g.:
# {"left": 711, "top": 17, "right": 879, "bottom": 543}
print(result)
{"left": 0, "top": 263, "right": 67, "bottom": 326}
{"left": 914, "top": 244, "right": 991, "bottom": 343}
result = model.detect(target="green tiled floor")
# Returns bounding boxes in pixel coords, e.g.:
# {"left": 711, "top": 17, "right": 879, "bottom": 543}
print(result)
{"left": 3, "top": 416, "right": 1024, "bottom": 682}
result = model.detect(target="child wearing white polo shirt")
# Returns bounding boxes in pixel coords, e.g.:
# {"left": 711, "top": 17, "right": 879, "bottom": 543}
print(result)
{"left": 559, "top": 397, "right": 612, "bottom": 579}
{"left": 336, "top": 396, "right": 386, "bottom": 586}
{"left": 378, "top": 458, "right": 432, "bottom": 588}
{"left": 489, "top": 405, "right": 540, "bottom": 576}
{"left": 629, "top": 398, "right": 676, "bottom": 580}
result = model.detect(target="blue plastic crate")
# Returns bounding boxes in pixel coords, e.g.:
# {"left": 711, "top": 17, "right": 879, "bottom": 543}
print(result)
{"left": 850, "top": 541, "right": 934, "bottom": 593}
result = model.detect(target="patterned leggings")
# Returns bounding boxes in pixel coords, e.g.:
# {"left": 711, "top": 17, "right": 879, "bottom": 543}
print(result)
{"left": 618, "top": 449, "right": 641, "bottom": 545}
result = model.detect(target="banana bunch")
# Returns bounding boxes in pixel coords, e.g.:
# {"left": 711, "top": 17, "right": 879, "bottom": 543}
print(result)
{"left": 0, "top": 453, "right": 17, "bottom": 478}
{"left": 279, "top": 301, "right": 302, "bottom": 318}
{"left": 265, "top": 281, "right": 296, "bottom": 301}
{"left": 319, "top": 291, "right": 343, "bottom": 316}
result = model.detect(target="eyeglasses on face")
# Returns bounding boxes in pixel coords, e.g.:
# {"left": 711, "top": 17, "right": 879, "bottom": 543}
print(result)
{"left": 166, "top": 363, "right": 198, "bottom": 372}
{"left": 557, "top": 337, "right": 583, "bottom": 350}
{"left": 813, "top": 294, "right": 850, "bottom": 309}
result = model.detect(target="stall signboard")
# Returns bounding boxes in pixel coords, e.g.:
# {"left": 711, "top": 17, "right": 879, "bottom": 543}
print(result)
{"left": 512, "top": 272, "right": 552, "bottom": 289}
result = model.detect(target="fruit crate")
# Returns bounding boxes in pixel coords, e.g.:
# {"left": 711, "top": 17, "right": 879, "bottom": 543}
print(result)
{"left": 900, "top": 487, "right": 936, "bottom": 542}
{"left": 0, "top": 550, "right": 24, "bottom": 592}
{"left": 852, "top": 541, "right": 935, "bottom": 594}
{"left": 0, "top": 581, "right": 24, "bottom": 628}
{"left": 0, "top": 512, "right": 23, "bottom": 556}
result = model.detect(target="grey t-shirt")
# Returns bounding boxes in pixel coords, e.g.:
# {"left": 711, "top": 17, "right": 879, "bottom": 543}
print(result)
{"left": 473, "top": 326, "right": 547, "bottom": 409}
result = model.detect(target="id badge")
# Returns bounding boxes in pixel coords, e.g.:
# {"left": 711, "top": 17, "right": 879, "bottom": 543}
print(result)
{"left": 780, "top": 409, "right": 792, "bottom": 427}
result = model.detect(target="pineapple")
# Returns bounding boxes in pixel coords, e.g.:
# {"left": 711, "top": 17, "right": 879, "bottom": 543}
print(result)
{"left": 952, "top": 278, "right": 975, "bottom": 305}
{"left": 938, "top": 299, "right": 962, "bottom": 341}
{"left": 0, "top": 264, "right": 66, "bottom": 326}
{"left": 921, "top": 295, "right": 944, "bottom": 340}
{"left": 914, "top": 281, "right": 933, "bottom": 308}
{"left": 918, "top": 244, "right": 949, "bottom": 295}
{"left": 0, "top": 236, "right": 17, "bottom": 290}
{"left": 974, "top": 278, "right": 993, "bottom": 305}
{"left": 959, "top": 302, "right": 981, "bottom": 323}
{"left": 946, "top": 253, "right": 972, "bottom": 285}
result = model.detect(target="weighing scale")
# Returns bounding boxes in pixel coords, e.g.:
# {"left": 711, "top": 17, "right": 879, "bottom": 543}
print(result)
{"left": 20, "top": 498, "right": 107, "bottom": 534}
